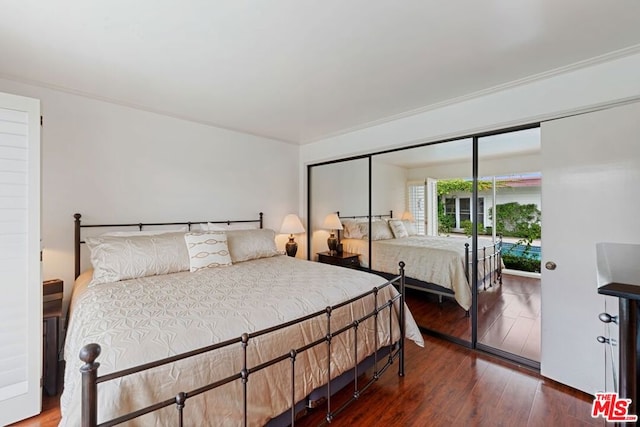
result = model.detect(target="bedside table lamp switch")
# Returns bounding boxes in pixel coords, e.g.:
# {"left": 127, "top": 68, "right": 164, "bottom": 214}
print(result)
{"left": 280, "top": 214, "right": 305, "bottom": 257}
{"left": 43, "top": 279, "right": 63, "bottom": 396}
{"left": 322, "top": 213, "right": 343, "bottom": 255}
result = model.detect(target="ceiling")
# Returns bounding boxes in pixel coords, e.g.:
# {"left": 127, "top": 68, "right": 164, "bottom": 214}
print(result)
{"left": 1, "top": 1, "right": 640, "bottom": 144}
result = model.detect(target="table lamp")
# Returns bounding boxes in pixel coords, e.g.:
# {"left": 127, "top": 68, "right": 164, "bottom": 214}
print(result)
{"left": 280, "top": 214, "right": 305, "bottom": 257}
{"left": 322, "top": 213, "right": 343, "bottom": 254}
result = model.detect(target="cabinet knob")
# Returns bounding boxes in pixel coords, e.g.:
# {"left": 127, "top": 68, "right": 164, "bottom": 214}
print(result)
{"left": 598, "top": 312, "right": 618, "bottom": 324}
{"left": 597, "top": 336, "right": 611, "bottom": 344}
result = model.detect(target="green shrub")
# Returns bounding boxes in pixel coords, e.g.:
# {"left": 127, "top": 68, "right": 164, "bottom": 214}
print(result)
{"left": 438, "top": 206, "right": 455, "bottom": 234}
{"left": 502, "top": 253, "right": 541, "bottom": 273}
{"left": 490, "top": 202, "right": 541, "bottom": 241}
{"left": 461, "top": 220, "right": 486, "bottom": 237}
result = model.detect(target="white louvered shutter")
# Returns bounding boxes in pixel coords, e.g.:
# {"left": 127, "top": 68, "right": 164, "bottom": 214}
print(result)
{"left": 406, "top": 181, "right": 425, "bottom": 235}
{"left": 0, "top": 92, "right": 41, "bottom": 425}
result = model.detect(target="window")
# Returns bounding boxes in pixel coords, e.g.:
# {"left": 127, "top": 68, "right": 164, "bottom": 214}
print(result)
{"left": 445, "top": 196, "right": 484, "bottom": 230}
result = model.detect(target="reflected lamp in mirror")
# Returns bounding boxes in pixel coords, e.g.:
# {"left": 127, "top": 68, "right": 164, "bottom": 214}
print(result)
{"left": 280, "top": 214, "right": 305, "bottom": 257}
{"left": 322, "top": 213, "right": 343, "bottom": 254}
{"left": 401, "top": 211, "right": 415, "bottom": 222}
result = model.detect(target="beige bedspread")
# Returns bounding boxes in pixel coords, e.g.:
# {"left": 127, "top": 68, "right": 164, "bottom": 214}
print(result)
{"left": 60, "top": 255, "right": 423, "bottom": 426}
{"left": 342, "top": 236, "right": 501, "bottom": 311}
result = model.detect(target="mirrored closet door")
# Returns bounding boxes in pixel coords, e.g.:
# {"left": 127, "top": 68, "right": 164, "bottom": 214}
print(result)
{"left": 307, "top": 125, "right": 542, "bottom": 360}
{"left": 476, "top": 127, "right": 541, "bottom": 365}
{"left": 371, "top": 139, "right": 473, "bottom": 343}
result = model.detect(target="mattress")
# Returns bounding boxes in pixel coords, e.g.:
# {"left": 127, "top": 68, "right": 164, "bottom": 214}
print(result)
{"left": 60, "top": 255, "right": 423, "bottom": 426}
{"left": 341, "top": 236, "right": 501, "bottom": 311}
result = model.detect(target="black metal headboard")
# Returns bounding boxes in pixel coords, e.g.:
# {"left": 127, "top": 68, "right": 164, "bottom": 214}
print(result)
{"left": 337, "top": 210, "right": 393, "bottom": 220}
{"left": 73, "top": 212, "right": 264, "bottom": 279}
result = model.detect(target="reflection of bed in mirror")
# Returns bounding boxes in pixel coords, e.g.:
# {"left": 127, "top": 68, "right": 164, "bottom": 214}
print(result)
{"left": 338, "top": 213, "right": 502, "bottom": 312}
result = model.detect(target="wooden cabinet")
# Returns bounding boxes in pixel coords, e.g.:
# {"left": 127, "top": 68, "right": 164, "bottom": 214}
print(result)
{"left": 317, "top": 251, "right": 360, "bottom": 269}
{"left": 43, "top": 279, "right": 63, "bottom": 396}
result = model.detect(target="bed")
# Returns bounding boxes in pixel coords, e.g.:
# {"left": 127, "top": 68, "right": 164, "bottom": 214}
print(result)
{"left": 338, "top": 213, "right": 502, "bottom": 312}
{"left": 62, "top": 213, "right": 423, "bottom": 426}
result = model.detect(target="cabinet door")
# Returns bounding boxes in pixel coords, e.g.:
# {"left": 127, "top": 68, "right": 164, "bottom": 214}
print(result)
{"left": 0, "top": 92, "right": 41, "bottom": 425}
{"left": 540, "top": 101, "right": 640, "bottom": 394}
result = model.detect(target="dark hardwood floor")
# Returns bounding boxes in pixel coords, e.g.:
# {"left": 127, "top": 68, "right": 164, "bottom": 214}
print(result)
{"left": 297, "top": 335, "right": 599, "bottom": 426}
{"left": 478, "top": 273, "right": 541, "bottom": 361}
{"left": 405, "top": 273, "right": 541, "bottom": 362}
{"left": 13, "top": 334, "right": 599, "bottom": 427}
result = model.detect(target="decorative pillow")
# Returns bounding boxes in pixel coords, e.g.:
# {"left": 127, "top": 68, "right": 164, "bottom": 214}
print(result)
{"left": 341, "top": 219, "right": 365, "bottom": 239}
{"left": 403, "top": 220, "right": 418, "bottom": 236}
{"left": 86, "top": 232, "right": 190, "bottom": 286}
{"left": 226, "top": 229, "right": 279, "bottom": 263}
{"left": 184, "top": 231, "right": 232, "bottom": 272}
{"left": 388, "top": 219, "right": 409, "bottom": 238}
{"left": 359, "top": 221, "right": 394, "bottom": 241}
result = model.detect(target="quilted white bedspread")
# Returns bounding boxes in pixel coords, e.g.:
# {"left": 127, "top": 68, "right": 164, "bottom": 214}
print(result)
{"left": 60, "top": 255, "right": 423, "bottom": 426}
{"left": 342, "top": 236, "right": 500, "bottom": 311}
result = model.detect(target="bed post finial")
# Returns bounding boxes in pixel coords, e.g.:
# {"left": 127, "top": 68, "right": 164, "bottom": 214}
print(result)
{"left": 74, "top": 213, "right": 82, "bottom": 279}
{"left": 390, "top": 210, "right": 393, "bottom": 219}
{"left": 259, "top": 212, "right": 263, "bottom": 229}
{"left": 79, "top": 343, "right": 101, "bottom": 427}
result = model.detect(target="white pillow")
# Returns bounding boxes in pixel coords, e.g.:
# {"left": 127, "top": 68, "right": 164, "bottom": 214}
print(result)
{"left": 359, "top": 221, "right": 394, "bottom": 241}
{"left": 226, "top": 229, "right": 279, "bottom": 262}
{"left": 86, "top": 232, "right": 190, "bottom": 286}
{"left": 403, "top": 220, "right": 418, "bottom": 236}
{"left": 184, "top": 231, "right": 232, "bottom": 272}
{"left": 388, "top": 219, "right": 409, "bottom": 238}
{"left": 341, "top": 219, "right": 365, "bottom": 239}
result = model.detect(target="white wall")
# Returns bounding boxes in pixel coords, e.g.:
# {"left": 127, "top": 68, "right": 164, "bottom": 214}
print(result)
{"left": 371, "top": 160, "right": 407, "bottom": 217}
{"left": 0, "top": 78, "right": 300, "bottom": 318}
{"left": 309, "top": 159, "right": 369, "bottom": 257}
{"left": 301, "top": 51, "right": 640, "bottom": 165}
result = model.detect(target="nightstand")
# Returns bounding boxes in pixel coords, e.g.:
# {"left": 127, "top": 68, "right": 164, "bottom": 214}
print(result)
{"left": 317, "top": 251, "right": 360, "bottom": 269}
{"left": 43, "top": 279, "right": 63, "bottom": 396}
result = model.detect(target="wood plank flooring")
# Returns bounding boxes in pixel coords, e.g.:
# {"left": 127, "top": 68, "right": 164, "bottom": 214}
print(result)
{"left": 405, "top": 273, "right": 541, "bottom": 361}
{"left": 13, "top": 335, "right": 600, "bottom": 427}
{"left": 478, "top": 274, "right": 540, "bottom": 361}
{"left": 296, "top": 335, "right": 600, "bottom": 427}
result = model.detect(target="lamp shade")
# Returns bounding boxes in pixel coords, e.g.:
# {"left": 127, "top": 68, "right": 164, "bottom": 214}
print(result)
{"left": 280, "top": 214, "right": 305, "bottom": 235}
{"left": 401, "top": 211, "right": 415, "bottom": 221}
{"left": 322, "top": 213, "right": 343, "bottom": 230}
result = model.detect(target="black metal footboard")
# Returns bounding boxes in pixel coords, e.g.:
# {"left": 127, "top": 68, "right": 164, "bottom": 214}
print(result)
{"left": 78, "top": 263, "right": 407, "bottom": 427}
{"left": 465, "top": 235, "right": 503, "bottom": 291}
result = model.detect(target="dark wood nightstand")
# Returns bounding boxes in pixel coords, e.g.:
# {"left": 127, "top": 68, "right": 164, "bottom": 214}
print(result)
{"left": 43, "top": 279, "right": 63, "bottom": 396}
{"left": 317, "top": 251, "right": 360, "bottom": 269}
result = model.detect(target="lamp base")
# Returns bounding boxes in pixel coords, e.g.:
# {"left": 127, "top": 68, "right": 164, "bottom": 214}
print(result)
{"left": 285, "top": 236, "right": 298, "bottom": 257}
{"left": 327, "top": 233, "right": 338, "bottom": 255}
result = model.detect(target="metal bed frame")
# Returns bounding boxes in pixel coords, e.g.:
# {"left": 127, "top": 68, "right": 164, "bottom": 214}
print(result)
{"left": 337, "top": 211, "right": 503, "bottom": 307}
{"left": 71, "top": 213, "right": 407, "bottom": 426}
